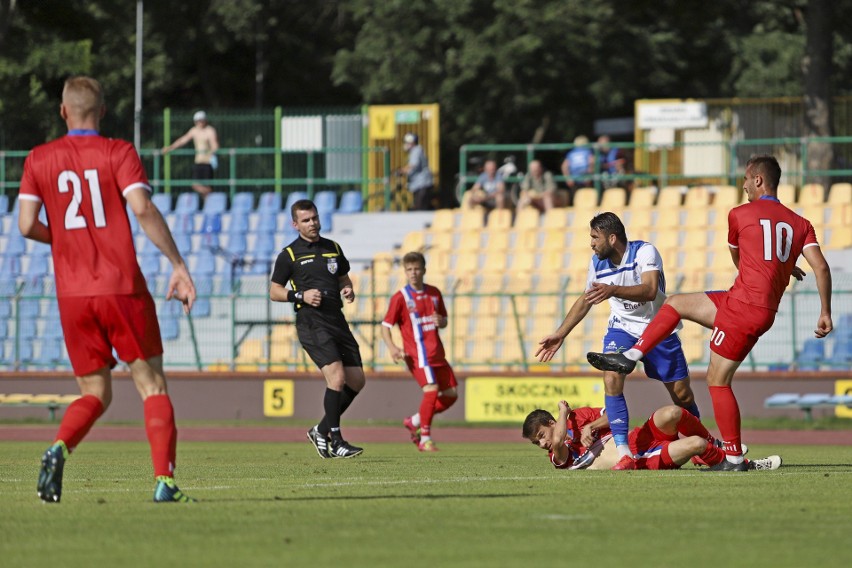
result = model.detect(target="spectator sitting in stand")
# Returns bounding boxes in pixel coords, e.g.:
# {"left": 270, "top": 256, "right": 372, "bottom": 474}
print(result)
{"left": 517, "top": 159, "right": 557, "bottom": 213}
{"left": 466, "top": 159, "right": 507, "bottom": 210}
{"left": 561, "top": 135, "right": 595, "bottom": 203}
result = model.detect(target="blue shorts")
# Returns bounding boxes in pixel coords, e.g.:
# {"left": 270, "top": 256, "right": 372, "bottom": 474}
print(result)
{"left": 601, "top": 328, "right": 689, "bottom": 383}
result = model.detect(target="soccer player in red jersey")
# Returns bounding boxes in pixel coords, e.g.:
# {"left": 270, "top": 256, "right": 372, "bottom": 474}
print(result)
{"left": 523, "top": 401, "right": 781, "bottom": 471}
{"left": 18, "top": 76, "right": 197, "bottom": 502}
{"left": 587, "top": 155, "right": 833, "bottom": 471}
{"left": 381, "top": 252, "right": 458, "bottom": 451}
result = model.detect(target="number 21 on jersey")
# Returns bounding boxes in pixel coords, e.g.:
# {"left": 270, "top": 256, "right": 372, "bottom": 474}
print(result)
{"left": 759, "top": 219, "right": 793, "bottom": 262}
{"left": 59, "top": 169, "right": 106, "bottom": 229}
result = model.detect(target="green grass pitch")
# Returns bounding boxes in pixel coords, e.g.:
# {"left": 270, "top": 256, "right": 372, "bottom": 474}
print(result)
{"left": 1, "top": 441, "right": 851, "bottom": 568}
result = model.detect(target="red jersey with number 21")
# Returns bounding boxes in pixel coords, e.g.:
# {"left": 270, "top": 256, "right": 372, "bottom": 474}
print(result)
{"left": 727, "top": 196, "right": 819, "bottom": 311}
{"left": 18, "top": 133, "right": 150, "bottom": 298}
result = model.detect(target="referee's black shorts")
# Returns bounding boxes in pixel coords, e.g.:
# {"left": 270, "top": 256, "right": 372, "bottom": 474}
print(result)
{"left": 296, "top": 309, "right": 363, "bottom": 369}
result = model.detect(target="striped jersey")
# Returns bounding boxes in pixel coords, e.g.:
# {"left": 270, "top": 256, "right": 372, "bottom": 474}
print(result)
{"left": 585, "top": 240, "right": 680, "bottom": 338}
{"left": 382, "top": 283, "right": 448, "bottom": 367}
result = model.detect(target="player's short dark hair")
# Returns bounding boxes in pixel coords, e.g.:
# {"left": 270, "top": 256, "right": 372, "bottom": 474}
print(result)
{"left": 746, "top": 155, "right": 781, "bottom": 190}
{"left": 522, "top": 409, "right": 555, "bottom": 439}
{"left": 590, "top": 212, "right": 627, "bottom": 243}
{"left": 402, "top": 251, "right": 426, "bottom": 267}
{"left": 291, "top": 199, "right": 317, "bottom": 220}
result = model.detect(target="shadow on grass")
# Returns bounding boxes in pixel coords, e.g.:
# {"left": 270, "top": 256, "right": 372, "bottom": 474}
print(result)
{"left": 203, "top": 493, "right": 532, "bottom": 503}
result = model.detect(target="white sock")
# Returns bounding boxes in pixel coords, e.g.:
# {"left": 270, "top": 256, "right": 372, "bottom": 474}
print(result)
{"left": 624, "top": 348, "right": 643, "bottom": 362}
{"left": 617, "top": 444, "right": 632, "bottom": 458}
{"left": 420, "top": 435, "right": 431, "bottom": 443}
{"left": 411, "top": 413, "right": 421, "bottom": 427}
{"left": 726, "top": 454, "right": 745, "bottom": 465}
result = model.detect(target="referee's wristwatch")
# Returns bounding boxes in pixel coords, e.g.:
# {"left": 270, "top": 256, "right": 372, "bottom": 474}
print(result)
{"left": 295, "top": 291, "right": 304, "bottom": 302}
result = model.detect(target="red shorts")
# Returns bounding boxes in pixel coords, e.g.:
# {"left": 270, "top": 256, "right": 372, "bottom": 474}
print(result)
{"left": 58, "top": 293, "right": 164, "bottom": 376}
{"left": 629, "top": 414, "right": 679, "bottom": 470}
{"left": 406, "top": 360, "right": 458, "bottom": 390}
{"left": 706, "top": 291, "right": 776, "bottom": 361}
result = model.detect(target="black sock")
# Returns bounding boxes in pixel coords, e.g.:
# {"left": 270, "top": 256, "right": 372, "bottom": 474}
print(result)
{"left": 318, "top": 385, "right": 359, "bottom": 436}
{"left": 319, "top": 388, "right": 342, "bottom": 437}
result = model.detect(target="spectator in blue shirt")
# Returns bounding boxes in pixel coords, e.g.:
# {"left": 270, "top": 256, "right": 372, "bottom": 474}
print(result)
{"left": 561, "top": 135, "right": 595, "bottom": 199}
{"left": 467, "top": 159, "right": 507, "bottom": 210}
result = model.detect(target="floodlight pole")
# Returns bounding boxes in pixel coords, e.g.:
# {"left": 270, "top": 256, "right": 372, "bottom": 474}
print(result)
{"left": 133, "top": 0, "right": 143, "bottom": 150}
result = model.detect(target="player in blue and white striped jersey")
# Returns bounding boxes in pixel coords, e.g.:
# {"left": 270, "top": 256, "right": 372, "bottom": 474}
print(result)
{"left": 535, "top": 212, "right": 699, "bottom": 470}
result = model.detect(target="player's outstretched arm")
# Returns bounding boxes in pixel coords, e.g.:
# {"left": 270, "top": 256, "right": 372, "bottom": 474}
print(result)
{"left": 535, "top": 294, "right": 591, "bottom": 362}
{"left": 549, "top": 401, "right": 571, "bottom": 465}
{"left": 161, "top": 129, "right": 193, "bottom": 153}
{"left": 802, "top": 245, "right": 833, "bottom": 338}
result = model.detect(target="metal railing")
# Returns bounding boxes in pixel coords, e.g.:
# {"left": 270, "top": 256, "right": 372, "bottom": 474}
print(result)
{"left": 3, "top": 273, "right": 849, "bottom": 373}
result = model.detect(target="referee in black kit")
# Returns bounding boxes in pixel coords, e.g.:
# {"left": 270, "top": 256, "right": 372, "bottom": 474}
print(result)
{"left": 270, "top": 199, "right": 365, "bottom": 458}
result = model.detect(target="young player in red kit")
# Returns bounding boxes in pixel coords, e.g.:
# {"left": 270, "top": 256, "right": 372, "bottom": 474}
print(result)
{"left": 18, "top": 76, "right": 197, "bottom": 502}
{"left": 587, "top": 155, "right": 833, "bottom": 471}
{"left": 381, "top": 252, "right": 458, "bottom": 451}
{"left": 523, "top": 401, "right": 781, "bottom": 471}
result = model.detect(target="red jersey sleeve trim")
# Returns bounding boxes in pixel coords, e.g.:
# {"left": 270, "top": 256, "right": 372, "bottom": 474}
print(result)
{"left": 381, "top": 321, "right": 394, "bottom": 328}
{"left": 802, "top": 242, "right": 820, "bottom": 249}
{"left": 17, "top": 194, "right": 42, "bottom": 203}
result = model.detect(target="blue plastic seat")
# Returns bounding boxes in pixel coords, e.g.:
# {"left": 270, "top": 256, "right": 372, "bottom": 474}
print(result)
{"left": 203, "top": 192, "right": 228, "bottom": 214}
{"left": 174, "top": 233, "right": 192, "bottom": 256}
{"left": 159, "top": 315, "right": 179, "bottom": 340}
{"left": 141, "top": 255, "right": 160, "bottom": 278}
{"left": 17, "top": 337, "right": 35, "bottom": 364}
{"left": 195, "top": 250, "right": 217, "bottom": 276}
{"left": 256, "top": 212, "right": 278, "bottom": 234}
{"left": 231, "top": 192, "right": 254, "bottom": 214}
{"left": 314, "top": 190, "right": 338, "bottom": 214}
{"left": 319, "top": 211, "right": 334, "bottom": 232}
{"left": 284, "top": 191, "right": 309, "bottom": 213}
{"left": 0, "top": 194, "right": 8, "bottom": 215}
{"left": 176, "top": 192, "right": 200, "bottom": 214}
{"left": 126, "top": 204, "right": 141, "bottom": 234}
{"left": 796, "top": 339, "right": 824, "bottom": 371}
{"left": 151, "top": 193, "right": 173, "bottom": 214}
{"left": 226, "top": 231, "right": 247, "bottom": 256}
{"left": 193, "top": 277, "right": 214, "bottom": 318}
{"left": 259, "top": 192, "right": 283, "bottom": 213}
{"left": 43, "top": 315, "right": 64, "bottom": 339}
{"left": 202, "top": 213, "right": 222, "bottom": 234}
{"left": 0, "top": 299, "right": 10, "bottom": 319}
{"left": 338, "top": 190, "right": 363, "bottom": 213}
{"left": 37, "top": 338, "right": 64, "bottom": 367}
{"left": 0, "top": 319, "right": 7, "bottom": 340}
{"left": 255, "top": 232, "right": 276, "bottom": 258}
{"left": 172, "top": 212, "right": 195, "bottom": 235}
{"left": 229, "top": 212, "right": 249, "bottom": 234}
{"left": 832, "top": 336, "right": 852, "bottom": 365}
{"left": 1, "top": 254, "right": 21, "bottom": 278}
{"left": 26, "top": 254, "right": 50, "bottom": 278}
{"left": 5, "top": 232, "right": 26, "bottom": 255}
{"left": 20, "top": 319, "right": 38, "bottom": 339}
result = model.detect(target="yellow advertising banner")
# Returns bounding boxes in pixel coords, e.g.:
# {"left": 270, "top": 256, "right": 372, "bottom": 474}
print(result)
{"left": 465, "top": 377, "right": 605, "bottom": 422}
{"left": 263, "top": 380, "right": 294, "bottom": 417}
{"left": 368, "top": 107, "right": 396, "bottom": 139}
{"left": 835, "top": 380, "right": 852, "bottom": 418}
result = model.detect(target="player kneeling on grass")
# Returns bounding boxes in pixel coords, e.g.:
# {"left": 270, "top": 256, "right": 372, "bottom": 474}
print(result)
{"left": 523, "top": 401, "right": 781, "bottom": 471}
{"left": 381, "top": 252, "right": 458, "bottom": 452}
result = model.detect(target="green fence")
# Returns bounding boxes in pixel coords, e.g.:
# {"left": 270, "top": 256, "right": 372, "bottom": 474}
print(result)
{"left": 3, "top": 274, "right": 849, "bottom": 373}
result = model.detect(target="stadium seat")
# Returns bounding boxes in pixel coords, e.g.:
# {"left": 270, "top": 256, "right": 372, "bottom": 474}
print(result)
{"left": 36, "top": 338, "right": 64, "bottom": 367}
{"left": 338, "top": 190, "right": 363, "bottom": 213}
{"left": 0, "top": 299, "right": 10, "bottom": 319}
{"left": 229, "top": 212, "right": 250, "bottom": 234}
{"left": 314, "top": 190, "right": 338, "bottom": 214}
{"left": 159, "top": 315, "right": 179, "bottom": 341}
{"left": 0, "top": 253, "right": 21, "bottom": 278}
{"left": 151, "top": 193, "right": 172, "bottom": 214}
{"left": 202, "top": 192, "right": 228, "bottom": 214}
{"left": 17, "top": 337, "right": 35, "bottom": 364}
{"left": 828, "top": 183, "right": 852, "bottom": 204}
{"left": 0, "top": 194, "right": 8, "bottom": 215}
{"left": 599, "top": 187, "right": 627, "bottom": 209}
{"left": 26, "top": 253, "right": 50, "bottom": 278}
{"left": 513, "top": 207, "right": 540, "bottom": 230}
{"left": 195, "top": 249, "right": 217, "bottom": 276}
{"left": 796, "top": 339, "right": 824, "bottom": 371}
{"left": 284, "top": 191, "right": 309, "bottom": 213}
{"left": 202, "top": 213, "right": 222, "bottom": 234}
{"left": 832, "top": 336, "right": 852, "bottom": 366}
{"left": 777, "top": 184, "right": 796, "bottom": 204}
{"left": 141, "top": 255, "right": 160, "bottom": 278}
{"left": 174, "top": 233, "right": 192, "bottom": 256}
{"left": 259, "top": 191, "right": 283, "bottom": 213}
{"left": 231, "top": 192, "right": 254, "bottom": 214}
{"left": 193, "top": 277, "right": 213, "bottom": 318}
{"left": 43, "top": 314, "right": 63, "bottom": 339}
{"left": 798, "top": 183, "right": 825, "bottom": 206}
{"left": 126, "top": 204, "right": 140, "bottom": 234}
{"left": 628, "top": 186, "right": 656, "bottom": 208}
{"left": 683, "top": 186, "right": 712, "bottom": 209}
{"left": 572, "top": 188, "right": 599, "bottom": 211}
{"left": 172, "top": 212, "right": 195, "bottom": 235}
{"left": 176, "top": 192, "right": 200, "bottom": 213}
{"left": 226, "top": 231, "right": 247, "bottom": 255}
{"left": 712, "top": 185, "right": 740, "bottom": 208}
{"left": 5, "top": 232, "right": 26, "bottom": 255}
{"left": 487, "top": 208, "right": 512, "bottom": 230}
{"left": 257, "top": 211, "right": 278, "bottom": 234}
{"left": 656, "top": 186, "right": 685, "bottom": 208}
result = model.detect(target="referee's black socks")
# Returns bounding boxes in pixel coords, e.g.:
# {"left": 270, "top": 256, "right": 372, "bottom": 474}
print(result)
{"left": 318, "top": 386, "right": 360, "bottom": 437}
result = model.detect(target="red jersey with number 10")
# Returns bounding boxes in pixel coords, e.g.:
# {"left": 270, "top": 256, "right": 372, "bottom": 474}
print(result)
{"left": 18, "top": 133, "right": 150, "bottom": 298}
{"left": 727, "top": 196, "right": 819, "bottom": 311}
{"left": 382, "top": 284, "right": 448, "bottom": 367}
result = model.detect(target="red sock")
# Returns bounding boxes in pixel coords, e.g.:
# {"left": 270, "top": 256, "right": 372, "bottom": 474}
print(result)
{"left": 708, "top": 385, "right": 743, "bottom": 456}
{"left": 675, "top": 407, "right": 714, "bottom": 443}
{"left": 698, "top": 440, "right": 727, "bottom": 466}
{"left": 55, "top": 395, "right": 104, "bottom": 452}
{"left": 144, "top": 394, "right": 177, "bottom": 478}
{"left": 433, "top": 394, "right": 457, "bottom": 414}
{"left": 634, "top": 304, "right": 682, "bottom": 355}
{"left": 419, "top": 390, "right": 439, "bottom": 437}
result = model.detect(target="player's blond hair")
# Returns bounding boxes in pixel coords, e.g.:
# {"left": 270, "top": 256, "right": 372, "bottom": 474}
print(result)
{"left": 62, "top": 76, "right": 104, "bottom": 119}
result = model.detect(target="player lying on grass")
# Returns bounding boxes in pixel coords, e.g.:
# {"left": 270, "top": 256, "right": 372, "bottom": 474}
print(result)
{"left": 522, "top": 401, "right": 782, "bottom": 471}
